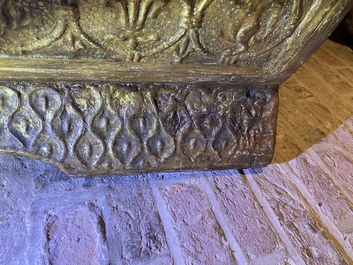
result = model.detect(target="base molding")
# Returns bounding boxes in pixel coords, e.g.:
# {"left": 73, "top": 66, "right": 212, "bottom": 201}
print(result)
{"left": 0, "top": 82, "right": 278, "bottom": 176}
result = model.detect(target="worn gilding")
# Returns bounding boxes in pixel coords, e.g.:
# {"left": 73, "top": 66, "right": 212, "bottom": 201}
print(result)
{"left": 0, "top": 0, "right": 351, "bottom": 176}
{"left": 0, "top": 82, "right": 277, "bottom": 176}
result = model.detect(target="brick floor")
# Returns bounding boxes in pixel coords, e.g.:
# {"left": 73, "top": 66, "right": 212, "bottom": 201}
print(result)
{"left": 1, "top": 40, "right": 353, "bottom": 264}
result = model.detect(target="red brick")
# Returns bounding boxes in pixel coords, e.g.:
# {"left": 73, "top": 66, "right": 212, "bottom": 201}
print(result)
{"left": 0, "top": 213, "right": 27, "bottom": 265}
{"left": 255, "top": 165, "right": 349, "bottom": 264}
{"left": 273, "top": 131, "right": 303, "bottom": 163}
{"left": 331, "top": 121, "right": 353, "bottom": 148}
{"left": 210, "top": 172, "right": 282, "bottom": 260}
{"left": 337, "top": 67, "right": 353, "bottom": 85}
{"left": 292, "top": 62, "right": 353, "bottom": 118}
{"left": 161, "top": 181, "right": 236, "bottom": 264}
{"left": 316, "top": 147, "right": 353, "bottom": 196}
{"left": 307, "top": 56, "right": 353, "bottom": 95}
{"left": 345, "top": 116, "right": 353, "bottom": 132}
{"left": 278, "top": 82, "right": 331, "bottom": 147}
{"left": 289, "top": 154, "right": 353, "bottom": 224}
{"left": 323, "top": 41, "right": 353, "bottom": 66}
{"left": 0, "top": 170, "right": 35, "bottom": 264}
{"left": 313, "top": 45, "right": 347, "bottom": 67}
{"left": 45, "top": 206, "right": 108, "bottom": 265}
{"left": 107, "top": 181, "right": 171, "bottom": 264}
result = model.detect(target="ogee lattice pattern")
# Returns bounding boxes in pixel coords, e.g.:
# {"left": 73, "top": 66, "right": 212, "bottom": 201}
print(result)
{"left": 0, "top": 0, "right": 351, "bottom": 176}
{"left": 0, "top": 82, "right": 277, "bottom": 175}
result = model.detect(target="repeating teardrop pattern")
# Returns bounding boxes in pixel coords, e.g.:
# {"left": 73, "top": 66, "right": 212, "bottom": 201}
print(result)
{"left": 0, "top": 82, "right": 277, "bottom": 175}
{"left": 29, "top": 87, "right": 65, "bottom": 161}
{"left": 0, "top": 86, "right": 22, "bottom": 149}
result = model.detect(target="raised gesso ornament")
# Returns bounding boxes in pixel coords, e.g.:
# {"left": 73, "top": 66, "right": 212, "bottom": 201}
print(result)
{"left": 0, "top": 0, "right": 351, "bottom": 176}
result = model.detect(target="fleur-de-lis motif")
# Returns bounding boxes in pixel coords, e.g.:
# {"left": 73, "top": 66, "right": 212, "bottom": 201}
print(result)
{"left": 106, "top": 0, "right": 169, "bottom": 31}
{"left": 174, "top": 0, "right": 215, "bottom": 60}
{"left": 182, "top": 0, "right": 214, "bottom": 27}
{"left": 105, "top": 0, "right": 170, "bottom": 60}
{"left": 0, "top": 0, "right": 327, "bottom": 68}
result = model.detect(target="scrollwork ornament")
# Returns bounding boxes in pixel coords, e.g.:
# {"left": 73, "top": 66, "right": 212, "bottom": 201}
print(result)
{"left": 0, "top": 0, "right": 317, "bottom": 66}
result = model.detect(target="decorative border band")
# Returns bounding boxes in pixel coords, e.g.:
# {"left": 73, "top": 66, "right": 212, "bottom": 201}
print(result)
{"left": 0, "top": 82, "right": 278, "bottom": 176}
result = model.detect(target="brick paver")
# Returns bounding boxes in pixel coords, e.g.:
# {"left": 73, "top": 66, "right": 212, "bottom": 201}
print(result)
{"left": 1, "top": 40, "right": 353, "bottom": 265}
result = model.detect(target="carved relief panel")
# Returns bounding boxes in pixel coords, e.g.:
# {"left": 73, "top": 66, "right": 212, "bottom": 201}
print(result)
{"left": 0, "top": 0, "right": 351, "bottom": 175}
{"left": 0, "top": 0, "right": 347, "bottom": 67}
